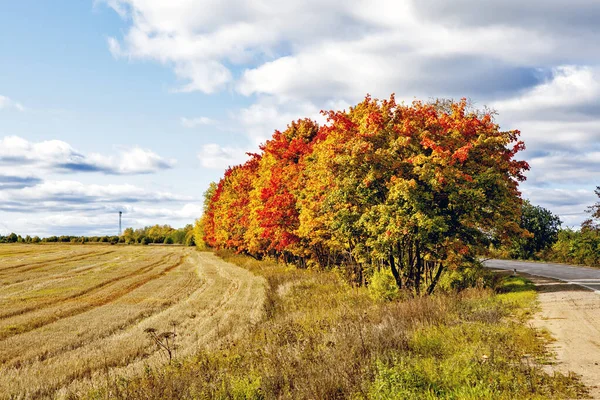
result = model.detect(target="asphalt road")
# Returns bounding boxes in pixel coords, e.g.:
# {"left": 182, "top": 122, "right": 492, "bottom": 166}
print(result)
{"left": 484, "top": 259, "right": 600, "bottom": 292}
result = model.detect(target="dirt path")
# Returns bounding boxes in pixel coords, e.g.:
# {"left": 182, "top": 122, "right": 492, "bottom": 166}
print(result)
{"left": 529, "top": 275, "right": 600, "bottom": 398}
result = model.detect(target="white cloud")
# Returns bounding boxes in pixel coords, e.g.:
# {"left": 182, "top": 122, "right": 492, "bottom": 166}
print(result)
{"left": 0, "top": 95, "right": 24, "bottom": 112}
{"left": 236, "top": 25, "right": 551, "bottom": 103}
{"left": 96, "top": 0, "right": 129, "bottom": 18}
{"left": 527, "top": 152, "right": 600, "bottom": 185}
{"left": 491, "top": 67, "right": 600, "bottom": 200}
{"left": 172, "top": 61, "right": 232, "bottom": 93}
{"left": 0, "top": 180, "right": 190, "bottom": 206}
{"left": 0, "top": 181, "right": 199, "bottom": 236}
{"left": 100, "top": 0, "right": 600, "bottom": 228}
{"left": 122, "top": 203, "right": 203, "bottom": 219}
{"left": 197, "top": 143, "right": 249, "bottom": 169}
{"left": 0, "top": 213, "right": 120, "bottom": 236}
{"left": 1, "top": 202, "right": 202, "bottom": 237}
{"left": 0, "top": 136, "right": 175, "bottom": 175}
{"left": 180, "top": 116, "right": 215, "bottom": 128}
{"left": 236, "top": 97, "right": 323, "bottom": 146}
{"left": 88, "top": 147, "right": 176, "bottom": 174}
{"left": 0, "top": 174, "right": 42, "bottom": 190}
{"left": 521, "top": 187, "right": 597, "bottom": 228}
{"left": 494, "top": 66, "right": 600, "bottom": 115}
{"left": 101, "top": 0, "right": 597, "bottom": 100}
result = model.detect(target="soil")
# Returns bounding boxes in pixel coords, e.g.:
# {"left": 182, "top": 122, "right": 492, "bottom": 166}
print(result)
{"left": 529, "top": 275, "right": 600, "bottom": 398}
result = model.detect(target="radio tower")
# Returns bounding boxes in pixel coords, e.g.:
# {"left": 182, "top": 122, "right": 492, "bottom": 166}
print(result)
{"left": 118, "top": 211, "right": 122, "bottom": 236}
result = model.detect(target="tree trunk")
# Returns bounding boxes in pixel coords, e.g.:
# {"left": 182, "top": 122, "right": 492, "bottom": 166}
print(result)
{"left": 414, "top": 241, "right": 422, "bottom": 296}
{"left": 427, "top": 262, "right": 445, "bottom": 295}
{"left": 388, "top": 250, "right": 402, "bottom": 289}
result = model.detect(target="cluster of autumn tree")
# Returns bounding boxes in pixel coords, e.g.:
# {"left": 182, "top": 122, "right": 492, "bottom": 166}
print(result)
{"left": 197, "top": 96, "right": 530, "bottom": 294}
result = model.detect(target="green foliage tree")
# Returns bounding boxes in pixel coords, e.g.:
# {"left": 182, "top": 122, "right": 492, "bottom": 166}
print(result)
{"left": 584, "top": 186, "right": 600, "bottom": 228}
{"left": 550, "top": 187, "right": 600, "bottom": 267}
{"left": 511, "top": 200, "right": 561, "bottom": 259}
{"left": 6, "top": 233, "right": 18, "bottom": 243}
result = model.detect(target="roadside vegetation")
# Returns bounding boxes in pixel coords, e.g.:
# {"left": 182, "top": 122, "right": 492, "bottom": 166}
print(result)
{"left": 549, "top": 186, "right": 600, "bottom": 267}
{"left": 86, "top": 251, "right": 585, "bottom": 399}
{"left": 491, "top": 186, "right": 600, "bottom": 267}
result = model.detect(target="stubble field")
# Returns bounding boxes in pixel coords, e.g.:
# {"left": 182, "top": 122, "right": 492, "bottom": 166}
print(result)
{"left": 0, "top": 244, "right": 265, "bottom": 399}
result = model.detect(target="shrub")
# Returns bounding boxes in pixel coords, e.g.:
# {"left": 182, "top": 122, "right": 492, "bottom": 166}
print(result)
{"left": 550, "top": 228, "right": 600, "bottom": 267}
{"left": 368, "top": 268, "right": 400, "bottom": 301}
{"left": 438, "top": 263, "right": 497, "bottom": 292}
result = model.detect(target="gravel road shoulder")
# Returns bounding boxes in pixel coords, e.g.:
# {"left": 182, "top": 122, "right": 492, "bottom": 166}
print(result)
{"left": 528, "top": 275, "right": 600, "bottom": 398}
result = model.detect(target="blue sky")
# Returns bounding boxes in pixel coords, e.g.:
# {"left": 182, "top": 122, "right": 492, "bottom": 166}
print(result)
{"left": 0, "top": 0, "right": 599, "bottom": 236}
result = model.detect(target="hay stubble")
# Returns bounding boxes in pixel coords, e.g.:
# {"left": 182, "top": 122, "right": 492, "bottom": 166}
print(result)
{"left": 0, "top": 244, "right": 265, "bottom": 399}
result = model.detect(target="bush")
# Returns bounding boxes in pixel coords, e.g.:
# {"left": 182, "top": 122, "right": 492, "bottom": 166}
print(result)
{"left": 368, "top": 268, "right": 400, "bottom": 301}
{"left": 550, "top": 228, "right": 600, "bottom": 267}
{"left": 185, "top": 233, "right": 195, "bottom": 247}
{"left": 438, "top": 263, "right": 498, "bottom": 292}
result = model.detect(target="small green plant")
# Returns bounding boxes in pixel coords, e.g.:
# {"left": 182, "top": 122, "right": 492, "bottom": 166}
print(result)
{"left": 368, "top": 268, "right": 400, "bottom": 301}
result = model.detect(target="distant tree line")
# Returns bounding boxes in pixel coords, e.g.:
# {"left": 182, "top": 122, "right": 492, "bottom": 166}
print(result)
{"left": 121, "top": 224, "right": 195, "bottom": 246}
{"left": 0, "top": 224, "right": 195, "bottom": 246}
{"left": 0, "top": 233, "right": 41, "bottom": 244}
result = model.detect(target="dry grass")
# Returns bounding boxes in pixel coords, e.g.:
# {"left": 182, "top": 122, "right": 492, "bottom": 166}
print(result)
{"left": 82, "top": 251, "right": 586, "bottom": 400}
{"left": 0, "top": 245, "right": 265, "bottom": 399}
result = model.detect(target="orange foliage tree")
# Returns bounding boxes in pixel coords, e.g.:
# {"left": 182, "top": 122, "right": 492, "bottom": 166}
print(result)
{"left": 198, "top": 95, "right": 529, "bottom": 294}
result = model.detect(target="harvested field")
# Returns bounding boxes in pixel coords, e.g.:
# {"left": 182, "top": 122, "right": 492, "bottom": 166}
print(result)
{"left": 0, "top": 244, "right": 266, "bottom": 399}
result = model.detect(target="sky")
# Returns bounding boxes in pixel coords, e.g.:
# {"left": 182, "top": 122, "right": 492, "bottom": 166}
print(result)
{"left": 0, "top": 0, "right": 599, "bottom": 237}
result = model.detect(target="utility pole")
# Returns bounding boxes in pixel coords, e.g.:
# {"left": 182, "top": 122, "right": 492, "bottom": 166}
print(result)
{"left": 119, "top": 211, "right": 122, "bottom": 236}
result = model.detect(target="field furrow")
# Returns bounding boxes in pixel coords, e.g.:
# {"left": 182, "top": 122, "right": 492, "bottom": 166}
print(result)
{"left": 0, "top": 250, "right": 147, "bottom": 297}
{"left": 0, "top": 245, "right": 266, "bottom": 399}
{"left": 0, "top": 251, "right": 167, "bottom": 314}
{"left": 0, "top": 253, "right": 181, "bottom": 341}
{"left": 0, "top": 246, "right": 66, "bottom": 260}
{"left": 0, "top": 249, "right": 117, "bottom": 276}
